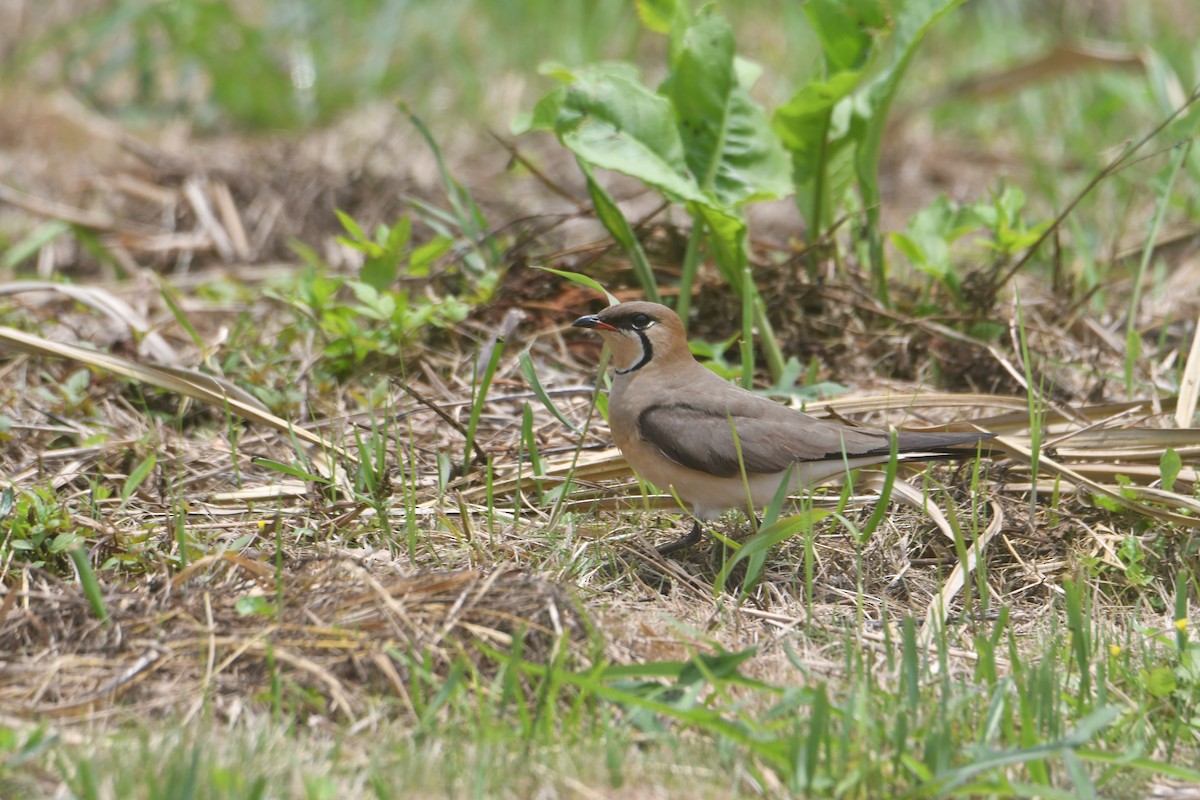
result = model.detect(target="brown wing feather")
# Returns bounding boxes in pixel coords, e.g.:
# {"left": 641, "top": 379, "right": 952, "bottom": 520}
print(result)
{"left": 638, "top": 400, "right": 991, "bottom": 479}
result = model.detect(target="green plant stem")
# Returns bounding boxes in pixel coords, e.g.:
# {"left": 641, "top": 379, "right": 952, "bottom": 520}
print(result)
{"left": 808, "top": 110, "right": 831, "bottom": 282}
{"left": 1124, "top": 140, "right": 1191, "bottom": 396}
{"left": 464, "top": 337, "right": 504, "bottom": 478}
{"left": 752, "top": 295, "right": 786, "bottom": 382}
{"left": 675, "top": 221, "right": 705, "bottom": 330}
{"left": 740, "top": 267, "right": 755, "bottom": 388}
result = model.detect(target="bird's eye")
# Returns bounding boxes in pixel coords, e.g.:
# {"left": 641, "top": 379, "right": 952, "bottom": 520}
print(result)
{"left": 631, "top": 313, "right": 653, "bottom": 330}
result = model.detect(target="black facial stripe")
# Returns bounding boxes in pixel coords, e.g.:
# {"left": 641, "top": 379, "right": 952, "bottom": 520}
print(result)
{"left": 615, "top": 330, "right": 654, "bottom": 374}
{"left": 603, "top": 312, "right": 656, "bottom": 331}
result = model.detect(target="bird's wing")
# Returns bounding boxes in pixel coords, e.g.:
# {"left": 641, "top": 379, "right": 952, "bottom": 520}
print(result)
{"left": 638, "top": 398, "right": 990, "bottom": 479}
{"left": 637, "top": 401, "right": 881, "bottom": 478}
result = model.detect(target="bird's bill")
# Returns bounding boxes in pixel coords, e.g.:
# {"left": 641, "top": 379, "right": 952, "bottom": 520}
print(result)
{"left": 572, "top": 314, "right": 618, "bottom": 332}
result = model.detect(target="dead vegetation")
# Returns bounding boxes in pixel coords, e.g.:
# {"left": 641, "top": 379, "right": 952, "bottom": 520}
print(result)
{"left": 0, "top": 558, "right": 584, "bottom": 724}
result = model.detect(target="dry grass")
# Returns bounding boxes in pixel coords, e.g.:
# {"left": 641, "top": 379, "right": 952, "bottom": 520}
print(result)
{"left": 0, "top": 559, "right": 584, "bottom": 724}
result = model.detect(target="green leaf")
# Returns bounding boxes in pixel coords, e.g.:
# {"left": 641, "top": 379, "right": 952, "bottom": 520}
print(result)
{"left": 511, "top": 83, "right": 566, "bottom": 136}
{"left": 531, "top": 266, "right": 617, "bottom": 305}
{"left": 553, "top": 64, "right": 704, "bottom": 205}
{"left": 347, "top": 281, "right": 397, "bottom": 320}
{"left": 771, "top": 0, "right": 885, "bottom": 233}
{"left": 1160, "top": 447, "right": 1182, "bottom": 493}
{"left": 254, "top": 457, "right": 333, "bottom": 485}
{"left": 70, "top": 546, "right": 109, "bottom": 625}
{"left": 772, "top": 72, "right": 864, "bottom": 231}
{"left": 577, "top": 159, "right": 660, "bottom": 302}
{"left": 1142, "top": 666, "right": 1177, "bottom": 698}
{"left": 677, "top": 647, "right": 758, "bottom": 685}
{"left": 409, "top": 236, "right": 453, "bottom": 277}
{"left": 386, "top": 216, "right": 413, "bottom": 251}
{"left": 692, "top": 205, "right": 747, "bottom": 287}
{"left": 0, "top": 487, "right": 13, "bottom": 519}
{"left": 1, "top": 220, "right": 72, "bottom": 269}
{"left": 803, "top": 0, "right": 885, "bottom": 73}
{"left": 889, "top": 231, "right": 926, "bottom": 265}
{"left": 235, "top": 596, "right": 276, "bottom": 617}
{"left": 359, "top": 255, "right": 399, "bottom": 292}
{"left": 713, "top": 509, "right": 833, "bottom": 594}
{"left": 518, "top": 350, "right": 582, "bottom": 434}
{"left": 635, "top": 0, "right": 679, "bottom": 34}
{"left": 933, "top": 707, "right": 1119, "bottom": 794}
{"left": 664, "top": 7, "right": 791, "bottom": 207}
{"left": 335, "top": 209, "right": 367, "bottom": 242}
{"left": 121, "top": 454, "right": 156, "bottom": 502}
{"left": 849, "top": 0, "right": 969, "bottom": 297}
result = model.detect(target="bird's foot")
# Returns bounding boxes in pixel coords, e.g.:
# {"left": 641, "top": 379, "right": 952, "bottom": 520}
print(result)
{"left": 656, "top": 519, "right": 705, "bottom": 555}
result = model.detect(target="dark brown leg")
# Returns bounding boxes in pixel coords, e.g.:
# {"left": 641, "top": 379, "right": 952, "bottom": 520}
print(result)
{"left": 656, "top": 519, "right": 705, "bottom": 554}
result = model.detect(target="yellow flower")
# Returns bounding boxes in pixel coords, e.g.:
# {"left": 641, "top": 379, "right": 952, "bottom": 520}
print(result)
{"left": 1174, "top": 618, "right": 1188, "bottom": 633}
{"left": 1109, "top": 644, "right": 1121, "bottom": 657}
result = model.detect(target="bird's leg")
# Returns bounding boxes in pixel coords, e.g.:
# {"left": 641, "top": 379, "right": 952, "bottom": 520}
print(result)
{"left": 656, "top": 519, "right": 705, "bottom": 554}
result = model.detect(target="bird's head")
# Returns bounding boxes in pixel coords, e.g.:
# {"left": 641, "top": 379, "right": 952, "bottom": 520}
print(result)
{"left": 572, "top": 301, "right": 689, "bottom": 375}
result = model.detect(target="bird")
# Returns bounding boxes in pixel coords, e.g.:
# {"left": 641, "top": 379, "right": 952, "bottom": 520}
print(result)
{"left": 572, "top": 301, "right": 994, "bottom": 553}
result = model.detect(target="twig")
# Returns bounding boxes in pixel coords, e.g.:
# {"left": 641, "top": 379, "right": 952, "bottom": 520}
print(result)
{"left": 395, "top": 381, "right": 489, "bottom": 467}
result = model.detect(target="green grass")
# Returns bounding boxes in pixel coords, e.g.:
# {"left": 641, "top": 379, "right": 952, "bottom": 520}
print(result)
{"left": 2, "top": 603, "right": 1196, "bottom": 798}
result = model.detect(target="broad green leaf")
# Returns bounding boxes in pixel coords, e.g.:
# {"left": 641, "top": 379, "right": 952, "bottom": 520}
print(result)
{"left": 772, "top": 72, "right": 865, "bottom": 231}
{"left": 1142, "top": 665, "right": 1176, "bottom": 698}
{"left": 889, "top": 231, "right": 926, "bottom": 266}
{"left": 553, "top": 65, "right": 704, "bottom": 205}
{"left": 803, "top": 0, "right": 886, "bottom": 73}
{"left": 359, "top": 254, "right": 400, "bottom": 292}
{"left": 512, "top": 84, "right": 566, "bottom": 135}
{"left": 335, "top": 209, "right": 367, "bottom": 242}
{"left": 692, "top": 204, "right": 747, "bottom": 288}
{"left": 664, "top": 7, "right": 791, "bottom": 207}
{"left": 409, "top": 235, "right": 453, "bottom": 276}
{"left": 235, "top": 596, "right": 276, "bottom": 617}
{"left": 772, "top": 0, "right": 885, "bottom": 233}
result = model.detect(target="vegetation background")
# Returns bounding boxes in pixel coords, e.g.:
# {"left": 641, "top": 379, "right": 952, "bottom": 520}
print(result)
{"left": 1, "top": 0, "right": 1199, "bottom": 797}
